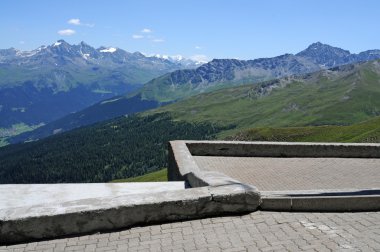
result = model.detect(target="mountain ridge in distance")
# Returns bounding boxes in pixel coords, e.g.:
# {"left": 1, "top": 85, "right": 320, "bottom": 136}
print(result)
{"left": 140, "top": 42, "right": 380, "bottom": 102}
{"left": 0, "top": 40, "right": 200, "bottom": 133}
{"left": 3, "top": 58, "right": 380, "bottom": 182}
{"left": 7, "top": 42, "right": 380, "bottom": 144}
{"left": 151, "top": 59, "right": 380, "bottom": 131}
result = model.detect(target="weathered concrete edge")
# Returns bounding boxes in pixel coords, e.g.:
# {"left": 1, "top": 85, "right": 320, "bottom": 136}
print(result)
{"left": 261, "top": 195, "right": 380, "bottom": 212}
{"left": 185, "top": 140, "right": 380, "bottom": 158}
{"left": 261, "top": 189, "right": 380, "bottom": 211}
{"left": 169, "top": 141, "right": 256, "bottom": 188}
{"left": 168, "top": 140, "right": 261, "bottom": 194}
{"left": 167, "top": 140, "right": 261, "bottom": 213}
{"left": 261, "top": 188, "right": 380, "bottom": 197}
{"left": 0, "top": 186, "right": 258, "bottom": 245}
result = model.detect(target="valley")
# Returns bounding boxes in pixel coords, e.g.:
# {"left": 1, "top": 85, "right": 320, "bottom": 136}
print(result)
{"left": 0, "top": 40, "right": 197, "bottom": 141}
{"left": 1, "top": 42, "right": 380, "bottom": 184}
{"left": 0, "top": 113, "right": 228, "bottom": 183}
{"left": 7, "top": 42, "right": 380, "bottom": 145}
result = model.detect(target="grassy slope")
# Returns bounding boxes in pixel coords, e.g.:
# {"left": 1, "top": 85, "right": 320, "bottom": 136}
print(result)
{"left": 2, "top": 61, "right": 380, "bottom": 184}
{"left": 139, "top": 70, "right": 263, "bottom": 103}
{"left": 149, "top": 60, "right": 380, "bottom": 138}
{"left": 228, "top": 116, "right": 380, "bottom": 143}
{"left": 0, "top": 138, "right": 7, "bottom": 147}
{"left": 111, "top": 168, "right": 167, "bottom": 182}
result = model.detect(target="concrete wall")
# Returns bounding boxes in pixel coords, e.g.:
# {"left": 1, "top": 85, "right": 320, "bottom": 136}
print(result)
{"left": 168, "top": 140, "right": 261, "bottom": 208}
{"left": 0, "top": 187, "right": 260, "bottom": 245}
{"left": 185, "top": 140, "right": 380, "bottom": 158}
{"left": 168, "top": 140, "right": 380, "bottom": 213}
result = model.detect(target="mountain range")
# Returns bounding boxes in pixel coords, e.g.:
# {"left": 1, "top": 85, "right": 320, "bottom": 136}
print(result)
{"left": 140, "top": 42, "right": 380, "bottom": 102}
{"left": 153, "top": 59, "right": 380, "bottom": 131}
{"left": 0, "top": 40, "right": 200, "bottom": 137}
{"left": 2, "top": 58, "right": 380, "bottom": 183}
{"left": 9, "top": 42, "right": 380, "bottom": 144}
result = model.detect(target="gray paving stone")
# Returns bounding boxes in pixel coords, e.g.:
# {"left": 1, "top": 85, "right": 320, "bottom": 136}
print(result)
{"left": 1, "top": 211, "right": 380, "bottom": 251}
{"left": 193, "top": 156, "right": 380, "bottom": 190}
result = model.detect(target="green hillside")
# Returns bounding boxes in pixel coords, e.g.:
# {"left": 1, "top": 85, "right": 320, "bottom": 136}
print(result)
{"left": 151, "top": 61, "right": 380, "bottom": 136}
{"left": 111, "top": 169, "right": 168, "bottom": 182}
{"left": 2, "top": 60, "right": 380, "bottom": 184}
{"left": 0, "top": 113, "right": 227, "bottom": 183}
{"left": 228, "top": 116, "right": 380, "bottom": 143}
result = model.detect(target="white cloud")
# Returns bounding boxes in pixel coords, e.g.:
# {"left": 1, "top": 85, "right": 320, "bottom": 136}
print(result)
{"left": 132, "top": 34, "right": 144, "bottom": 39}
{"left": 141, "top": 28, "right": 152, "bottom": 33}
{"left": 195, "top": 46, "right": 202, "bottom": 50}
{"left": 58, "top": 29, "right": 76, "bottom": 36}
{"left": 68, "top": 18, "right": 81, "bottom": 25}
{"left": 190, "top": 54, "right": 209, "bottom": 63}
{"left": 67, "top": 18, "right": 94, "bottom": 27}
{"left": 153, "top": 38, "right": 165, "bottom": 43}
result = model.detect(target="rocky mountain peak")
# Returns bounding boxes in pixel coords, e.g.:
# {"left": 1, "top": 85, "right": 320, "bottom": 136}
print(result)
{"left": 79, "top": 41, "right": 89, "bottom": 46}
{"left": 298, "top": 42, "right": 350, "bottom": 57}
{"left": 296, "top": 42, "right": 351, "bottom": 67}
{"left": 51, "top": 40, "right": 71, "bottom": 48}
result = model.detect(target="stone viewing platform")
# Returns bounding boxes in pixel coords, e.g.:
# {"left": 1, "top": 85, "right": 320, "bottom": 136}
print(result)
{"left": 1, "top": 141, "right": 379, "bottom": 251}
{"left": 169, "top": 141, "right": 380, "bottom": 211}
{"left": 0, "top": 183, "right": 185, "bottom": 209}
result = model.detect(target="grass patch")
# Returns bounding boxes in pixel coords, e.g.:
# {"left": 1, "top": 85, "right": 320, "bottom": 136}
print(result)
{"left": 0, "top": 138, "right": 8, "bottom": 147}
{"left": 111, "top": 168, "right": 168, "bottom": 182}
{"left": 0, "top": 123, "right": 43, "bottom": 147}
{"left": 92, "top": 89, "right": 113, "bottom": 94}
{"left": 228, "top": 116, "right": 380, "bottom": 143}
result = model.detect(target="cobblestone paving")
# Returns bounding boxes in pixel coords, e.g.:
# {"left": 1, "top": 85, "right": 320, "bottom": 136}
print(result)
{"left": 194, "top": 156, "right": 380, "bottom": 191}
{"left": 1, "top": 211, "right": 379, "bottom": 251}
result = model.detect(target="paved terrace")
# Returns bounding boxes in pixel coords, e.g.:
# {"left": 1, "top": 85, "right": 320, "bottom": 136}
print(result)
{"left": 1, "top": 211, "right": 380, "bottom": 252}
{"left": 1, "top": 141, "right": 380, "bottom": 251}
{"left": 194, "top": 156, "right": 380, "bottom": 191}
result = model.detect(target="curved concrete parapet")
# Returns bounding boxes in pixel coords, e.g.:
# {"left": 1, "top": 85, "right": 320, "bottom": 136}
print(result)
{"left": 168, "top": 140, "right": 261, "bottom": 209}
{"left": 169, "top": 140, "right": 380, "bottom": 212}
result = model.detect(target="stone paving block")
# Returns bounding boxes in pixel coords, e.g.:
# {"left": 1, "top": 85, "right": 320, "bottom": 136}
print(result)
{"left": 1, "top": 211, "right": 380, "bottom": 251}
{"left": 194, "top": 155, "right": 380, "bottom": 191}
{"left": 34, "top": 244, "right": 56, "bottom": 251}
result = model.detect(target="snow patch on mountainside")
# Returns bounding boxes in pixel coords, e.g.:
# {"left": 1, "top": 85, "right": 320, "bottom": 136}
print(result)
{"left": 100, "top": 47, "right": 117, "bottom": 53}
{"left": 150, "top": 53, "right": 206, "bottom": 67}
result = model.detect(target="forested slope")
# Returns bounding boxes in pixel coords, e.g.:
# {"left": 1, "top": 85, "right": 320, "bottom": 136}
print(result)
{"left": 0, "top": 113, "right": 229, "bottom": 183}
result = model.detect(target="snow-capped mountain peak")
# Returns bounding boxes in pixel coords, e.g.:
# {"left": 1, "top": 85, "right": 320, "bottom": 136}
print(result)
{"left": 150, "top": 53, "right": 205, "bottom": 67}
{"left": 0, "top": 41, "right": 206, "bottom": 68}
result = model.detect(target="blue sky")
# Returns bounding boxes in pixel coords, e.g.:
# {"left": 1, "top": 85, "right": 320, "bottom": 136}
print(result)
{"left": 1, "top": 0, "right": 380, "bottom": 60}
